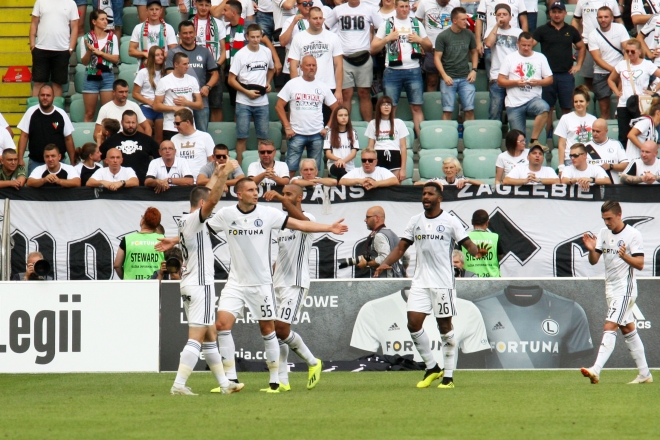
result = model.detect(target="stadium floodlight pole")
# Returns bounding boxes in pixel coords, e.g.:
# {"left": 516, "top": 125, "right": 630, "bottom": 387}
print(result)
{"left": 1, "top": 199, "right": 10, "bottom": 280}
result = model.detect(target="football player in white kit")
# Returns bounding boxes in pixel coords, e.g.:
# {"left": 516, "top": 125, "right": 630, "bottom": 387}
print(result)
{"left": 207, "top": 177, "right": 348, "bottom": 393}
{"left": 263, "top": 185, "right": 322, "bottom": 392}
{"left": 374, "top": 182, "right": 489, "bottom": 389}
{"left": 170, "top": 160, "right": 244, "bottom": 396}
{"left": 581, "top": 200, "right": 652, "bottom": 384}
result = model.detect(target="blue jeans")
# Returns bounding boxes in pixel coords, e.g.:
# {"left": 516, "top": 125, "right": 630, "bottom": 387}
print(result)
{"left": 542, "top": 72, "right": 575, "bottom": 110}
{"left": 382, "top": 67, "right": 424, "bottom": 106}
{"left": 489, "top": 81, "right": 506, "bottom": 121}
{"left": 440, "top": 78, "right": 475, "bottom": 112}
{"left": 194, "top": 107, "right": 210, "bottom": 134}
{"left": 484, "top": 48, "right": 492, "bottom": 79}
{"left": 235, "top": 103, "right": 269, "bottom": 139}
{"left": 255, "top": 12, "right": 274, "bottom": 41}
{"left": 506, "top": 97, "right": 550, "bottom": 137}
{"left": 92, "top": 0, "right": 124, "bottom": 26}
{"left": 527, "top": 12, "right": 538, "bottom": 33}
{"left": 286, "top": 133, "right": 323, "bottom": 172}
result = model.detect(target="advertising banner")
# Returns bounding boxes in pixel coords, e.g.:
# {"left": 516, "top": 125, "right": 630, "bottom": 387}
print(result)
{"left": 0, "top": 281, "right": 160, "bottom": 373}
{"left": 159, "top": 278, "right": 660, "bottom": 371}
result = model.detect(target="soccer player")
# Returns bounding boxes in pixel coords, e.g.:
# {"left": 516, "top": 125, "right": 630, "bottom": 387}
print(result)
{"left": 581, "top": 201, "right": 653, "bottom": 384}
{"left": 170, "top": 159, "right": 244, "bottom": 396}
{"left": 199, "top": 177, "right": 347, "bottom": 393}
{"left": 374, "top": 182, "right": 489, "bottom": 389}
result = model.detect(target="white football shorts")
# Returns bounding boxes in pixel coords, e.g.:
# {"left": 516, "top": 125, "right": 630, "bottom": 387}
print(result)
{"left": 407, "top": 287, "right": 457, "bottom": 318}
{"left": 219, "top": 282, "right": 277, "bottom": 321}
{"left": 606, "top": 294, "right": 637, "bottom": 326}
{"left": 275, "top": 286, "right": 308, "bottom": 324}
{"left": 181, "top": 284, "right": 215, "bottom": 327}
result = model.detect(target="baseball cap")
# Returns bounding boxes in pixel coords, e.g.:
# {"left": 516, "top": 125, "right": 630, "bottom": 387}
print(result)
{"left": 529, "top": 144, "right": 545, "bottom": 154}
{"left": 550, "top": 2, "right": 566, "bottom": 10}
{"left": 146, "top": 0, "right": 162, "bottom": 7}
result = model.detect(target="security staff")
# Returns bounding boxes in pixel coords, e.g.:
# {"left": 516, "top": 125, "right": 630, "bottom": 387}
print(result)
{"left": 462, "top": 209, "right": 503, "bottom": 277}
{"left": 114, "top": 206, "right": 165, "bottom": 279}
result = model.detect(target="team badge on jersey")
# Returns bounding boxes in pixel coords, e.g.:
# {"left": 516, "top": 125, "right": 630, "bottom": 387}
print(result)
{"left": 254, "top": 219, "right": 263, "bottom": 227}
{"left": 617, "top": 240, "right": 624, "bottom": 247}
{"left": 541, "top": 319, "right": 559, "bottom": 336}
{"left": 437, "top": 225, "right": 445, "bottom": 232}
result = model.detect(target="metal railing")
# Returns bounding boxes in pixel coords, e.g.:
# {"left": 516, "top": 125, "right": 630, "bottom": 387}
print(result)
{"left": 1, "top": 199, "right": 10, "bottom": 280}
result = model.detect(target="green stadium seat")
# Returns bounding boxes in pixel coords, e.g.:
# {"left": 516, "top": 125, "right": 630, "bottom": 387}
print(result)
{"left": 74, "top": 64, "right": 86, "bottom": 94}
{"left": 473, "top": 91, "right": 491, "bottom": 120}
{"left": 422, "top": 92, "right": 443, "bottom": 121}
{"left": 420, "top": 125, "right": 459, "bottom": 150}
{"left": 208, "top": 122, "right": 237, "bottom": 150}
{"left": 71, "top": 123, "right": 96, "bottom": 148}
{"left": 83, "top": 8, "right": 92, "bottom": 33}
{"left": 117, "top": 69, "right": 137, "bottom": 96}
{"left": 537, "top": 9, "right": 547, "bottom": 27}
{"left": 246, "top": 122, "right": 283, "bottom": 150}
{"left": 606, "top": 119, "right": 618, "bottom": 137}
{"left": 565, "top": 4, "right": 575, "bottom": 23}
{"left": 118, "top": 63, "right": 139, "bottom": 74}
{"left": 418, "top": 149, "right": 459, "bottom": 180}
{"left": 552, "top": 119, "right": 559, "bottom": 148}
{"left": 122, "top": 7, "right": 140, "bottom": 36}
{"left": 221, "top": 93, "right": 235, "bottom": 122}
{"left": 405, "top": 148, "right": 413, "bottom": 181}
{"left": 462, "top": 149, "right": 500, "bottom": 180}
{"left": 420, "top": 120, "right": 458, "bottom": 129}
{"left": 394, "top": 94, "right": 413, "bottom": 121}
{"left": 120, "top": 40, "right": 138, "bottom": 65}
{"left": 70, "top": 93, "right": 83, "bottom": 102}
{"left": 463, "top": 121, "right": 502, "bottom": 149}
{"left": 165, "top": 8, "right": 183, "bottom": 32}
{"left": 523, "top": 120, "right": 547, "bottom": 143}
{"left": 350, "top": 97, "right": 363, "bottom": 121}
{"left": 267, "top": 92, "right": 280, "bottom": 122}
{"left": 69, "top": 99, "right": 86, "bottom": 123}
{"left": 76, "top": 37, "right": 84, "bottom": 64}
{"left": 403, "top": 120, "right": 414, "bottom": 148}
{"left": 355, "top": 125, "right": 368, "bottom": 149}
{"left": 550, "top": 148, "right": 560, "bottom": 171}
{"left": 474, "top": 70, "right": 488, "bottom": 92}
{"left": 352, "top": 121, "right": 368, "bottom": 128}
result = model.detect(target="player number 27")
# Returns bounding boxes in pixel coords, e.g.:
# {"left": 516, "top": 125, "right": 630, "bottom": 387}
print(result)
{"left": 261, "top": 304, "right": 273, "bottom": 318}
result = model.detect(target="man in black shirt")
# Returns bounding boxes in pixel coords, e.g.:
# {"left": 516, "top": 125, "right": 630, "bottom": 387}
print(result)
{"left": 100, "top": 110, "right": 160, "bottom": 184}
{"left": 532, "top": 2, "right": 586, "bottom": 138}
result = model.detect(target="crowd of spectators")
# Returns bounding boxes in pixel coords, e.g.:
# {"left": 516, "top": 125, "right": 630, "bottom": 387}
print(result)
{"left": 4, "top": 0, "right": 660, "bottom": 194}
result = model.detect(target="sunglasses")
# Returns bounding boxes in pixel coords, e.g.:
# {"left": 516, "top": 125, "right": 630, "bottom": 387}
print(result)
{"left": 259, "top": 150, "right": 275, "bottom": 155}
{"left": 215, "top": 154, "right": 227, "bottom": 159}
{"left": 361, "top": 158, "right": 376, "bottom": 163}
{"left": 569, "top": 153, "right": 584, "bottom": 158}
{"left": 173, "top": 121, "right": 185, "bottom": 126}
{"left": 297, "top": 1, "right": 313, "bottom": 6}
{"left": 625, "top": 50, "right": 637, "bottom": 54}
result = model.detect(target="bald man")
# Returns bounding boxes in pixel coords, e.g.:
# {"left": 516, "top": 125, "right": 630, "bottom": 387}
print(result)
{"left": 86, "top": 148, "right": 140, "bottom": 190}
{"left": 584, "top": 119, "right": 628, "bottom": 184}
{"left": 620, "top": 141, "right": 660, "bottom": 185}
{"left": 357, "top": 206, "right": 405, "bottom": 278}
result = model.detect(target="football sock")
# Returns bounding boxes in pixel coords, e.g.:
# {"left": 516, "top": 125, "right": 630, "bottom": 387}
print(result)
{"left": 202, "top": 342, "right": 229, "bottom": 388}
{"left": 593, "top": 331, "right": 617, "bottom": 375}
{"left": 624, "top": 330, "right": 651, "bottom": 377}
{"left": 410, "top": 328, "right": 437, "bottom": 370}
{"left": 283, "top": 331, "right": 318, "bottom": 366}
{"left": 217, "top": 330, "right": 237, "bottom": 381}
{"left": 278, "top": 340, "right": 290, "bottom": 386}
{"left": 263, "top": 332, "right": 280, "bottom": 385}
{"left": 174, "top": 339, "right": 201, "bottom": 386}
{"left": 441, "top": 330, "right": 456, "bottom": 379}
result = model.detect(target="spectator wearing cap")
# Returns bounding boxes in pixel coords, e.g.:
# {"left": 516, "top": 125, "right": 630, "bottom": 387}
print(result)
{"left": 129, "top": 0, "right": 178, "bottom": 69}
{"left": 339, "top": 147, "right": 399, "bottom": 189}
{"left": 503, "top": 143, "right": 560, "bottom": 185}
{"left": 29, "top": 0, "right": 79, "bottom": 97}
{"left": 532, "top": 2, "right": 585, "bottom": 141}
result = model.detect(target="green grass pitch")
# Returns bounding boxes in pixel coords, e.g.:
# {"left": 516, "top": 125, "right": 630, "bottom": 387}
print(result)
{"left": 1, "top": 370, "right": 658, "bottom": 439}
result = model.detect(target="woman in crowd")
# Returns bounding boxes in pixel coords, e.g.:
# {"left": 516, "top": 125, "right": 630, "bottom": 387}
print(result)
{"left": 415, "top": 157, "right": 483, "bottom": 188}
{"left": 74, "top": 142, "right": 102, "bottom": 187}
{"left": 324, "top": 106, "right": 359, "bottom": 180}
{"left": 133, "top": 46, "right": 166, "bottom": 144}
{"left": 113, "top": 206, "right": 165, "bottom": 280}
{"left": 379, "top": 0, "right": 396, "bottom": 19}
{"left": 555, "top": 85, "right": 597, "bottom": 169}
{"left": 608, "top": 39, "right": 660, "bottom": 148}
{"left": 366, "top": 96, "right": 408, "bottom": 181}
{"left": 626, "top": 98, "right": 660, "bottom": 161}
{"left": 81, "top": 10, "right": 119, "bottom": 122}
{"left": 495, "top": 129, "right": 528, "bottom": 185}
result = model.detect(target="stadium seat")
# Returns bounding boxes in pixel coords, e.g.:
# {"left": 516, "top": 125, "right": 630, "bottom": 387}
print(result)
{"left": 165, "top": 7, "right": 183, "bottom": 31}
{"left": 267, "top": 92, "right": 280, "bottom": 122}
{"left": 474, "top": 70, "right": 488, "bottom": 92}
{"left": 70, "top": 93, "right": 83, "bottom": 102}
{"left": 221, "top": 93, "right": 235, "bottom": 122}
{"left": 241, "top": 150, "right": 282, "bottom": 175}
{"left": 246, "top": 122, "right": 283, "bottom": 150}
{"left": 71, "top": 122, "right": 96, "bottom": 147}
{"left": 74, "top": 64, "right": 86, "bottom": 94}
{"left": 537, "top": 8, "right": 547, "bottom": 27}
{"left": 402, "top": 148, "right": 413, "bottom": 184}
{"left": 606, "top": 119, "right": 618, "bottom": 137}
{"left": 26, "top": 97, "right": 64, "bottom": 110}
{"left": 350, "top": 97, "right": 363, "bottom": 122}
{"left": 550, "top": 148, "right": 560, "bottom": 171}
{"left": 118, "top": 63, "right": 139, "bottom": 74}
{"left": 208, "top": 122, "right": 238, "bottom": 150}
{"left": 420, "top": 125, "right": 459, "bottom": 150}
{"left": 76, "top": 37, "right": 84, "bottom": 64}
{"left": 120, "top": 41, "right": 138, "bottom": 65}
{"left": 122, "top": 7, "right": 140, "bottom": 36}
{"left": 420, "top": 120, "right": 458, "bottom": 129}
{"left": 565, "top": 4, "right": 575, "bottom": 23}
{"left": 463, "top": 121, "right": 503, "bottom": 149}
{"left": 354, "top": 125, "right": 368, "bottom": 149}
{"left": 418, "top": 149, "right": 459, "bottom": 180}
{"left": 394, "top": 94, "right": 413, "bottom": 121}
{"left": 69, "top": 99, "right": 85, "bottom": 123}
{"left": 462, "top": 149, "right": 500, "bottom": 180}
{"left": 609, "top": 95, "right": 618, "bottom": 119}
{"left": 403, "top": 121, "right": 414, "bottom": 148}
{"left": 117, "top": 70, "right": 137, "bottom": 96}
{"left": 83, "top": 8, "right": 92, "bottom": 33}
{"left": 422, "top": 92, "right": 443, "bottom": 121}
{"left": 523, "top": 120, "right": 547, "bottom": 143}
{"left": 473, "top": 91, "right": 491, "bottom": 120}
{"left": 352, "top": 121, "right": 368, "bottom": 128}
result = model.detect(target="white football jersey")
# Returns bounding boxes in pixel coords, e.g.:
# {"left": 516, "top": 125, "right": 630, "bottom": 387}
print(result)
{"left": 350, "top": 292, "right": 490, "bottom": 364}
{"left": 273, "top": 212, "right": 315, "bottom": 289}
{"left": 178, "top": 210, "right": 215, "bottom": 287}
{"left": 595, "top": 224, "right": 643, "bottom": 297}
{"left": 207, "top": 204, "right": 288, "bottom": 286}
{"left": 401, "top": 210, "right": 468, "bottom": 289}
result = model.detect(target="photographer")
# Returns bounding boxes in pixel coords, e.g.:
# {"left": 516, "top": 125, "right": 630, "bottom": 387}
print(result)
{"left": 355, "top": 206, "right": 405, "bottom": 278}
{"left": 452, "top": 250, "right": 476, "bottom": 278}
{"left": 11, "top": 252, "right": 53, "bottom": 281}
{"left": 151, "top": 248, "right": 183, "bottom": 281}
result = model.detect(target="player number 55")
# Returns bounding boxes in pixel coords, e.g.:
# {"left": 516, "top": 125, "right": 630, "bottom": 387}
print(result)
{"left": 261, "top": 304, "right": 273, "bottom": 318}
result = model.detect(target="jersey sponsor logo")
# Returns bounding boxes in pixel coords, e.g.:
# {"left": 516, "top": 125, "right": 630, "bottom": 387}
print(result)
{"left": 493, "top": 340, "right": 560, "bottom": 353}
{"left": 385, "top": 339, "right": 445, "bottom": 352}
{"left": 492, "top": 321, "right": 505, "bottom": 331}
{"left": 415, "top": 234, "right": 444, "bottom": 240}
{"left": 228, "top": 228, "right": 264, "bottom": 235}
{"left": 541, "top": 319, "right": 559, "bottom": 336}
{"left": 277, "top": 233, "right": 297, "bottom": 243}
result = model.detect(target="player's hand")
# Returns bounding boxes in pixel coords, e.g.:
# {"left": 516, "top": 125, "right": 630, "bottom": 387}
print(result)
{"left": 582, "top": 232, "right": 596, "bottom": 251}
{"left": 263, "top": 190, "right": 282, "bottom": 202}
{"left": 618, "top": 243, "right": 626, "bottom": 258}
{"left": 373, "top": 263, "right": 391, "bottom": 278}
{"left": 330, "top": 218, "right": 348, "bottom": 235}
{"left": 155, "top": 237, "right": 177, "bottom": 252}
{"left": 475, "top": 242, "right": 492, "bottom": 259}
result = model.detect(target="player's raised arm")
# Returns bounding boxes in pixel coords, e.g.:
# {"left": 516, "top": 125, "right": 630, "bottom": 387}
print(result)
{"left": 374, "top": 240, "right": 411, "bottom": 278}
{"left": 200, "top": 160, "right": 238, "bottom": 219}
{"left": 286, "top": 217, "right": 348, "bottom": 234}
{"left": 264, "top": 188, "right": 309, "bottom": 222}
{"left": 582, "top": 232, "right": 601, "bottom": 265}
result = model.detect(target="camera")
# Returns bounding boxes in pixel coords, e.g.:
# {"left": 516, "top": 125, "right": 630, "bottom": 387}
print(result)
{"left": 454, "top": 266, "right": 461, "bottom": 278}
{"left": 166, "top": 257, "right": 182, "bottom": 274}
{"left": 338, "top": 257, "right": 359, "bottom": 269}
{"left": 28, "top": 260, "right": 51, "bottom": 280}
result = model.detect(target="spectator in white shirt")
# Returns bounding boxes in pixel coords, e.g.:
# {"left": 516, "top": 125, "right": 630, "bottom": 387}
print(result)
{"left": 133, "top": 46, "right": 167, "bottom": 145}
{"left": 339, "top": 148, "right": 400, "bottom": 189}
{"left": 503, "top": 144, "right": 560, "bottom": 185}
{"left": 94, "top": 79, "right": 152, "bottom": 144}
{"left": 247, "top": 139, "right": 291, "bottom": 186}
{"left": 170, "top": 108, "right": 215, "bottom": 179}
{"left": 495, "top": 129, "right": 527, "bottom": 185}
{"left": 128, "top": 0, "right": 178, "bottom": 68}
{"left": 145, "top": 141, "right": 194, "bottom": 193}
{"left": 585, "top": 118, "right": 628, "bottom": 184}
{"left": 560, "top": 143, "right": 612, "bottom": 190}
{"left": 626, "top": 100, "right": 660, "bottom": 161}
{"left": 620, "top": 140, "right": 660, "bottom": 185}
{"left": 86, "top": 148, "right": 140, "bottom": 189}
{"left": 290, "top": 158, "right": 338, "bottom": 186}
{"left": 26, "top": 144, "right": 81, "bottom": 188}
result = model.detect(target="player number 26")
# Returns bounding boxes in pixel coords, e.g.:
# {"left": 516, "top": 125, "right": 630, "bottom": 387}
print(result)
{"left": 261, "top": 304, "right": 273, "bottom": 318}
{"left": 437, "top": 302, "right": 450, "bottom": 315}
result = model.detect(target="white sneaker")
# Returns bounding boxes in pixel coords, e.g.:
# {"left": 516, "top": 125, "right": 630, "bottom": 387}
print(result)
{"left": 170, "top": 385, "right": 198, "bottom": 395}
{"left": 221, "top": 382, "right": 245, "bottom": 394}
{"left": 628, "top": 374, "right": 653, "bottom": 384}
